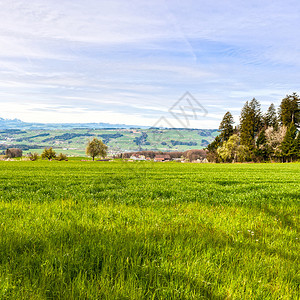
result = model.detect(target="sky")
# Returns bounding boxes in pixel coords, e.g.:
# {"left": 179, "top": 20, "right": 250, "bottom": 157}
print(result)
{"left": 0, "top": 0, "right": 299, "bottom": 128}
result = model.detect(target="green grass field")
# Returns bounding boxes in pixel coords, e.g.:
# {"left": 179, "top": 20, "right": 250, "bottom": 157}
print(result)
{"left": 0, "top": 161, "right": 299, "bottom": 299}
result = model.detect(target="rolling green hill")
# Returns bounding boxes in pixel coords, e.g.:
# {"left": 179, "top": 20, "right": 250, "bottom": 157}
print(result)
{"left": 0, "top": 128, "right": 219, "bottom": 155}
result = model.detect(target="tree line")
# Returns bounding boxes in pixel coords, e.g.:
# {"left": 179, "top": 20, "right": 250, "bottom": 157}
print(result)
{"left": 207, "top": 93, "right": 300, "bottom": 163}
{"left": 119, "top": 149, "right": 207, "bottom": 161}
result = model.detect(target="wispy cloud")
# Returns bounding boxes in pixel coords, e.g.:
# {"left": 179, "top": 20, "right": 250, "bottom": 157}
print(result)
{"left": 0, "top": 0, "right": 299, "bottom": 127}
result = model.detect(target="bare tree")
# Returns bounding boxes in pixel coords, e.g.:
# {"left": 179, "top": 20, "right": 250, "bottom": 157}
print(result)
{"left": 5, "top": 148, "right": 22, "bottom": 158}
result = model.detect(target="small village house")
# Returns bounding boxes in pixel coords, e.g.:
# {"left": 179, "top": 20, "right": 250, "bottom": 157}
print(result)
{"left": 154, "top": 154, "right": 171, "bottom": 162}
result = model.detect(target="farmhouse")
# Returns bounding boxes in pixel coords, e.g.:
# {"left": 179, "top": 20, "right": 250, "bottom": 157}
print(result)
{"left": 154, "top": 154, "right": 171, "bottom": 162}
{"left": 130, "top": 154, "right": 146, "bottom": 161}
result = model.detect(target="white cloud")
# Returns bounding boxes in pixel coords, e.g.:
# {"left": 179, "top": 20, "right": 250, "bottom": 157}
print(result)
{"left": 0, "top": 0, "right": 299, "bottom": 128}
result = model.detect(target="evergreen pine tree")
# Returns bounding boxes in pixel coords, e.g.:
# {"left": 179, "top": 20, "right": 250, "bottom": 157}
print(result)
{"left": 289, "top": 130, "right": 299, "bottom": 161}
{"left": 256, "top": 129, "right": 267, "bottom": 148}
{"left": 280, "top": 123, "right": 297, "bottom": 162}
{"left": 295, "top": 132, "right": 300, "bottom": 159}
{"left": 219, "top": 111, "right": 234, "bottom": 142}
{"left": 240, "top": 98, "right": 263, "bottom": 150}
{"left": 206, "top": 135, "right": 222, "bottom": 152}
{"left": 240, "top": 101, "right": 253, "bottom": 148}
{"left": 206, "top": 135, "right": 222, "bottom": 162}
{"left": 255, "top": 129, "right": 269, "bottom": 161}
{"left": 264, "top": 103, "right": 278, "bottom": 129}
{"left": 279, "top": 93, "right": 300, "bottom": 127}
{"left": 249, "top": 98, "right": 263, "bottom": 133}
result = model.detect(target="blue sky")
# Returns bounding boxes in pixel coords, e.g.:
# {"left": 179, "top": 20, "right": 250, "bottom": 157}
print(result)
{"left": 0, "top": 0, "right": 299, "bottom": 128}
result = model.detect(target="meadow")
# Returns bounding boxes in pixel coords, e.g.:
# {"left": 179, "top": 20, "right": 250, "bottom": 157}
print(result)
{"left": 0, "top": 160, "right": 299, "bottom": 299}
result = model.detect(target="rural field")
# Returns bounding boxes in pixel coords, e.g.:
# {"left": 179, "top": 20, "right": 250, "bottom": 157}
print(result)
{"left": 0, "top": 160, "right": 299, "bottom": 299}
{"left": 0, "top": 128, "right": 218, "bottom": 155}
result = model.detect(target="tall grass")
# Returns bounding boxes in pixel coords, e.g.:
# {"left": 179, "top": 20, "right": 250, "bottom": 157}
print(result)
{"left": 0, "top": 161, "right": 299, "bottom": 299}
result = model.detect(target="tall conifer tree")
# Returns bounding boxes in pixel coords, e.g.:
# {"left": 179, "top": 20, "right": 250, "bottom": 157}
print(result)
{"left": 279, "top": 93, "right": 300, "bottom": 127}
{"left": 264, "top": 103, "right": 278, "bottom": 129}
{"left": 295, "top": 132, "right": 300, "bottom": 158}
{"left": 219, "top": 111, "right": 234, "bottom": 142}
{"left": 240, "top": 98, "right": 263, "bottom": 149}
{"left": 280, "top": 123, "right": 297, "bottom": 162}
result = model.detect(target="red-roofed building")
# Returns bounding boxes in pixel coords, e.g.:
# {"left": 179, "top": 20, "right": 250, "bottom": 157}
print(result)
{"left": 154, "top": 154, "right": 171, "bottom": 162}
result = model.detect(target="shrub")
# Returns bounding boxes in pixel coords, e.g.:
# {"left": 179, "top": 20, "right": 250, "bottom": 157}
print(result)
{"left": 183, "top": 149, "right": 207, "bottom": 161}
{"left": 56, "top": 153, "right": 68, "bottom": 161}
{"left": 28, "top": 152, "right": 39, "bottom": 161}
{"left": 41, "top": 147, "right": 56, "bottom": 160}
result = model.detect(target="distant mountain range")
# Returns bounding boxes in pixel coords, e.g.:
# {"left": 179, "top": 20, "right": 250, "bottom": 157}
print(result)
{"left": 0, "top": 117, "right": 147, "bottom": 130}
